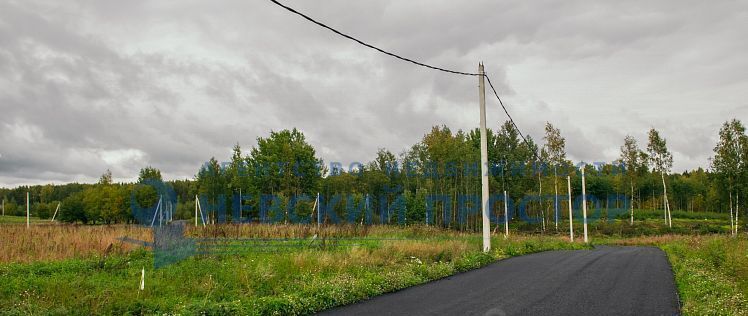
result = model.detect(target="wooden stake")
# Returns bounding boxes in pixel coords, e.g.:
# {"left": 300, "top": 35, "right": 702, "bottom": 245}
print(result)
{"left": 140, "top": 268, "right": 145, "bottom": 290}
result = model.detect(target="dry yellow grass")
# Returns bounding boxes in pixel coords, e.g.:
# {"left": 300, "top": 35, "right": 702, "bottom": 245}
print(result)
{"left": 188, "top": 223, "right": 372, "bottom": 239}
{"left": 0, "top": 222, "right": 550, "bottom": 264}
{"left": 185, "top": 223, "right": 474, "bottom": 239}
{"left": 0, "top": 224, "right": 150, "bottom": 263}
{"left": 0, "top": 223, "right": 470, "bottom": 263}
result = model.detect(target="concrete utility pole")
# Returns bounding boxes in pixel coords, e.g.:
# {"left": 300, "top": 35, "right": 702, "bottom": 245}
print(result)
{"left": 363, "top": 194, "right": 369, "bottom": 225}
{"left": 316, "top": 193, "right": 321, "bottom": 227}
{"left": 2, "top": 198, "right": 4, "bottom": 216}
{"left": 630, "top": 183, "right": 635, "bottom": 226}
{"left": 504, "top": 190, "right": 509, "bottom": 239}
{"left": 159, "top": 195, "right": 163, "bottom": 227}
{"left": 51, "top": 203, "right": 60, "bottom": 221}
{"left": 195, "top": 195, "right": 205, "bottom": 227}
{"left": 662, "top": 172, "right": 672, "bottom": 228}
{"left": 150, "top": 196, "right": 162, "bottom": 227}
{"left": 581, "top": 167, "right": 589, "bottom": 243}
{"left": 730, "top": 192, "right": 735, "bottom": 235}
{"left": 26, "top": 192, "right": 30, "bottom": 228}
{"left": 479, "top": 63, "right": 490, "bottom": 252}
{"left": 568, "top": 176, "right": 574, "bottom": 242}
{"left": 555, "top": 168, "right": 559, "bottom": 231}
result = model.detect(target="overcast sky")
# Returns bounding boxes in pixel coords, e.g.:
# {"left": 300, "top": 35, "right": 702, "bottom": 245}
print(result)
{"left": 1, "top": 0, "right": 746, "bottom": 187}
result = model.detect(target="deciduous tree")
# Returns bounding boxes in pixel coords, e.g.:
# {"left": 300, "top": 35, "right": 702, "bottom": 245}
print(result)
{"left": 647, "top": 128, "right": 673, "bottom": 227}
{"left": 619, "top": 135, "right": 645, "bottom": 224}
{"left": 711, "top": 119, "right": 747, "bottom": 235}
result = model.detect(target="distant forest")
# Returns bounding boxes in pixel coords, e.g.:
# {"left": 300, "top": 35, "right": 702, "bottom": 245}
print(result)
{"left": 1, "top": 119, "right": 746, "bottom": 230}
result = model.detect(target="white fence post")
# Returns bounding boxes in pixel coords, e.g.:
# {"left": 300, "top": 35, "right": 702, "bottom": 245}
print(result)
{"left": 567, "top": 176, "right": 574, "bottom": 242}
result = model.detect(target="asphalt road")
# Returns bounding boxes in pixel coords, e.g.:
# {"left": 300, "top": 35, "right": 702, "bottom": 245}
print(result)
{"left": 319, "top": 246, "right": 680, "bottom": 316}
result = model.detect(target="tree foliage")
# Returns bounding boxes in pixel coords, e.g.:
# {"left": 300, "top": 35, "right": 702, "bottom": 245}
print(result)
{"left": 1, "top": 120, "right": 746, "bottom": 229}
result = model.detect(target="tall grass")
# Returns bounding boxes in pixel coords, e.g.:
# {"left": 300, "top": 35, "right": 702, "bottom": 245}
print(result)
{"left": 0, "top": 224, "right": 150, "bottom": 263}
{"left": 662, "top": 235, "right": 748, "bottom": 315}
{"left": 0, "top": 215, "right": 733, "bottom": 264}
{"left": 0, "top": 230, "right": 587, "bottom": 315}
{"left": 188, "top": 223, "right": 476, "bottom": 239}
{"left": 6, "top": 220, "right": 744, "bottom": 314}
{"left": 0, "top": 222, "right": 489, "bottom": 263}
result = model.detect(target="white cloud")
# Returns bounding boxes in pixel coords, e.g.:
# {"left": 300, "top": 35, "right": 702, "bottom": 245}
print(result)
{"left": 1, "top": 0, "right": 747, "bottom": 186}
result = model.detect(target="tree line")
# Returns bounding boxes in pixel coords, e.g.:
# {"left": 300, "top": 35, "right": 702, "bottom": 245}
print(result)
{"left": 1, "top": 120, "right": 746, "bottom": 231}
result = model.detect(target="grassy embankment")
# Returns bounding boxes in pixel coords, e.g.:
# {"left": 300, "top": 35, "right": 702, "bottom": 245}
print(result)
{"left": 1, "top": 211, "right": 746, "bottom": 315}
{"left": 0, "top": 224, "right": 588, "bottom": 315}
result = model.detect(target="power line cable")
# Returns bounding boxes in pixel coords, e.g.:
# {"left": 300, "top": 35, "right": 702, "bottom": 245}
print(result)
{"left": 484, "top": 74, "right": 543, "bottom": 163}
{"left": 269, "top": 0, "right": 479, "bottom": 76}
{"left": 270, "top": 0, "right": 541, "bottom": 162}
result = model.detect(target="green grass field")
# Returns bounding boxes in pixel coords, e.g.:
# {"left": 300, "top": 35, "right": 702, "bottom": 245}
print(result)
{"left": 0, "top": 232, "right": 587, "bottom": 315}
{"left": 0, "top": 215, "right": 45, "bottom": 224}
{"left": 665, "top": 236, "right": 748, "bottom": 315}
{"left": 0, "top": 212, "right": 746, "bottom": 315}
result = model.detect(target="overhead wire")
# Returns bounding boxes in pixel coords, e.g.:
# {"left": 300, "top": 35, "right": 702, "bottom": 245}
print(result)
{"left": 269, "top": 0, "right": 543, "bottom": 163}
{"left": 485, "top": 75, "right": 543, "bottom": 163}
{"left": 269, "top": 0, "right": 479, "bottom": 76}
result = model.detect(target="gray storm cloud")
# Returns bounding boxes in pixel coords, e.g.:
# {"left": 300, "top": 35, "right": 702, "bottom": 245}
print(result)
{"left": 1, "top": 0, "right": 746, "bottom": 186}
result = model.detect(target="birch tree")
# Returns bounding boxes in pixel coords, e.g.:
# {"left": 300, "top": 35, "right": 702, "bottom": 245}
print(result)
{"left": 496, "top": 121, "right": 538, "bottom": 221}
{"left": 543, "top": 122, "right": 566, "bottom": 230}
{"left": 647, "top": 128, "right": 673, "bottom": 227}
{"left": 619, "top": 135, "right": 645, "bottom": 225}
{"left": 711, "top": 119, "right": 746, "bottom": 235}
